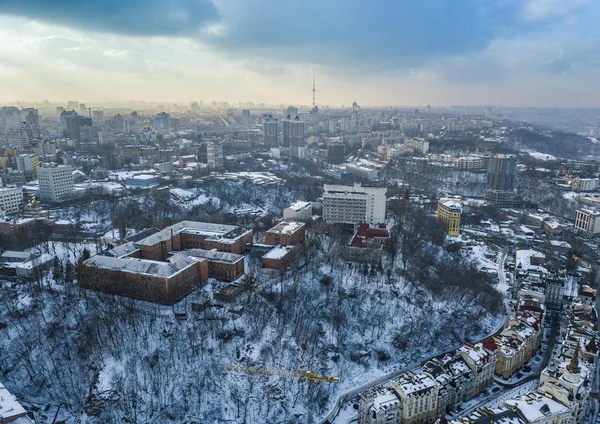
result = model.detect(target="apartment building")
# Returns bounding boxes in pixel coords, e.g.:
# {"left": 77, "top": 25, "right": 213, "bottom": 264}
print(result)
{"left": 0, "top": 187, "right": 23, "bottom": 215}
{"left": 573, "top": 209, "right": 600, "bottom": 238}
{"left": 391, "top": 372, "right": 439, "bottom": 424}
{"left": 493, "top": 317, "right": 540, "bottom": 378}
{"left": 437, "top": 198, "right": 462, "bottom": 236}
{"left": 37, "top": 164, "right": 74, "bottom": 202}
{"left": 323, "top": 183, "right": 387, "bottom": 225}
{"left": 359, "top": 387, "right": 402, "bottom": 424}
{"left": 570, "top": 177, "right": 599, "bottom": 192}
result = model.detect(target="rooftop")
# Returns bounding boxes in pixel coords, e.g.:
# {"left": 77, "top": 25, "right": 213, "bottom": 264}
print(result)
{"left": 134, "top": 221, "right": 250, "bottom": 247}
{"left": 288, "top": 201, "right": 312, "bottom": 211}
{"left": 84, "top": 253, "right": 204, "bottom": 278}
{"left": 263, "top": 245, "right": 294, "bottom": 260}
{"left": 267, "top": 221, "right": 305, "bottom": 235}
{"left": 181, "top": 248, "right": 243, "bottom": 264}
{"left": 0, "top": 382, "right": 29, "bottom": 422}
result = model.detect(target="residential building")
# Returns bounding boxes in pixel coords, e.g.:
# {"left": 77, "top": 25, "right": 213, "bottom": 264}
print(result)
{"left": 570, "top": 177, "right": 599, "bottom": 192}
{"left": 486, "top": 154, "right": 518, "bottom": 208}
{"left": 37, "top": 164, "right": 74, "bottom": 202}
{"left": 15, "top": 154, "right": 38, "bottom": 181}
{"left": 283, "top": 201, "right": 313, "bottom": 221}
{"left": 0, "top": 217, "right": 37, "bottom": 249}
{"left": 391, "top": 372, "right": 439, "bottom": 424}
{"left": 437, "top": 198, "right": 462, "bottom": 236}
{"left": 242, "top": 109, "right": 250, "bottom": 125}
{"left": 455, "top": 155, "right": 488, "bottom": 171}
{"left": 80, "top": 253, "right": 208, "bottom": 305}
{"left": 265, "top": 221, "right": 305, "bottom": 246}
{"left": 573, "top": 209, "right": 600, "bottom": 238}
{"left": 544, "top": 271, "right": 566, "bottom": 311}
{"left": 263, "top": 115, "right": 279, "bottom": 147}
{"left": 323, "top": 183, "right": 387, "bottom": 225}
{"left": 327, "top": 143, "right": 346, "bottom": 164}
{"left": 493, "top": 316, "right": 540, "bottom": 378}
{"left": 358, "top": 387, "right": 402, "bottom": 424}
{"left": 60, "top": 109, "right": 92, "bottom": 140}
{"left": 457, "top": 340, "right": 498, "bottom": 395}
{"left": 404, "top": 138, "right": 430, "bottom": 154}
{"left": 283, "top": 115, "right": 305, "bottom": 158}
{"left": 0, "top": 187, "right": 23, "bottom": 215}
{"left": 504, "top": 393, "right": 572, "bottom": 424}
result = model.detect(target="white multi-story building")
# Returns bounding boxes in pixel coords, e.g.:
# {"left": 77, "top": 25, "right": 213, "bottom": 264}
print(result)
{"left": 570, "top": 177, "right": 599, "bottom": 192}
{"left": 37, "top": 164, "right": 74, "bottom": 202}
{"left": 573, "top": 209, "right": 600, "bottom": 238}
{"left": 323, "top": 183, "right": 387, "bottom": 225}
{"left": 283, "top": 201, "right": 313, "bottom": 221}
{"left": 0, "top": 187, "right": 23, "bottom": 215}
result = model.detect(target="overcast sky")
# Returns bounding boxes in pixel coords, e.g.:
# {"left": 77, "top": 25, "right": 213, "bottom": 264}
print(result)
{"left": 0, "top": 0, "right": 599, "bottom": 107}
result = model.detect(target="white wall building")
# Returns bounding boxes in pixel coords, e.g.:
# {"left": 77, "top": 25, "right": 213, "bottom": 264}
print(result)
{"left": 571, "top": 177, "right": 599, "bottom": 192}
{"left": 0, "top": 187, "right": 23, "bottom": 215}
{"left": 37, "top": 164, "right": 74, "bottom": 202}
{"left": 283, "top": 201, "right": 313, "bottom": 221}
{"left": 574, "top": 209, "right": 600, "bottom": 238}
{"left": 323, "top": 183, "right": 387, "bottom": 225}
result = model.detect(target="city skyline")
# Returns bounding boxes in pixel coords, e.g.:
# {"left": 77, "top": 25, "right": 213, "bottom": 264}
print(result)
{"left": 0, "top": 0, "right": 599, "bottom": 107}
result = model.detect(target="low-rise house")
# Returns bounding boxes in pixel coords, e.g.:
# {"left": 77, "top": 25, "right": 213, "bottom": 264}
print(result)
{"left": 343, "top": 224, "right": 390, "bottom": 264}
{"left": 265, "top": 221, "right": 305, "bottom": 246}
{"left": 262, "top": 245, "right": 297, "bottom": 274}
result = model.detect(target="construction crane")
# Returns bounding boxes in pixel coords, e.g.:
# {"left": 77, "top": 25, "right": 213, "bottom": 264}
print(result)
{"left": 224, "top": 365, "right": 339, "bottom": 384}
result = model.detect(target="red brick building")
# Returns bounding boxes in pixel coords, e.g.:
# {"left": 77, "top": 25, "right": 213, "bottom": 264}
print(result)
{"left": 79, "top": 253, "right": 208, "bottom": 305}
{"left": 134, "top": 221, "right": 253, "bottom": 260}
{"left": 182, "top": 249, "right": 245, "bottom": 282}
{"left": 262, "top": 245, "right": 298, "bottom": 273}
{"left": 265, "top": 221, "right": 305, "bottom": 246}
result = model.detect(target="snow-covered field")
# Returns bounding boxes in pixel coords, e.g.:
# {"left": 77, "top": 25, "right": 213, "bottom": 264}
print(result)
{"left": 1, "top": 234, "right": 502, "bottom": 423}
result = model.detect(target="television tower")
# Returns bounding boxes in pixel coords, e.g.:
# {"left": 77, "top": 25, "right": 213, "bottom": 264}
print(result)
{"left": 312, "top": 71, "right": 316, "bottom": 108}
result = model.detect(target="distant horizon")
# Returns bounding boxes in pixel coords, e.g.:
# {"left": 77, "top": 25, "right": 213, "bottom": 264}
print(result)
{"left": 1, "top": 1, "right": 600, "bottom": 108}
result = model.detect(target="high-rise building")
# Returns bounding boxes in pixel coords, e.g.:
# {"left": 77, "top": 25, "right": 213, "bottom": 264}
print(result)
{"left": 60, "top": 110, "right": 92, "bottom": 141}
{"left": 242, "top": 109, "right": 251, "bottom": 125}
{"left": 263, "top": 115, "right": 279, "bottom": 147}
{"left": 485, "top": 154, "right": 517, "bottom": 207}
{"left": 16, "top": 154, "right": 39, "bottom": 181}
{"left": 199, "top": 142, "right": 223, "bottom": 170}
{"left": 437, "top": 198, "right": 462, "bottom": 237}
{"left": 574, "top": 209, "right": 600, "bottom": 238}
{"left": 37, "top": 164, "right": 75, "bottom": 202}
{"left": 327, "top": 143, "right": 346, "bottom": 164}
{"left": 323, "top": 183, "right": 387, "bottom": 225}
{"left": 286, "top": 106, "right": 298, "bottom": 117}
{"left": 283, "top": 115, "right": 305, "bottom": 158}
{"left": 0, "top": 187, "right": 24, "bottom": 215}
{"left": 17, "top": 122, "right": 34, "bottom": 153}
{"left": 0, "top": 106, "right": 21, "bottom": 136}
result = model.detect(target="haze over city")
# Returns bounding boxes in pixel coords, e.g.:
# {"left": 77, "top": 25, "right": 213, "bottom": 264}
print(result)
{"left": 1, "top": 0, "right": 600, "bottom": 106}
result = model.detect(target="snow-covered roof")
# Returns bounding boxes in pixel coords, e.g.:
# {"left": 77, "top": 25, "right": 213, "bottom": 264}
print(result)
{"left": 182, "top": 248, "right": 243, "bottom": 264}
{"left": 0, "top": 382, "right": 29, "bottom": 422}
{"left": 504, "top": 393, "right": 568, "bottom": 422}
{"left": 395, "top": 372, "right": 437, "bottom": 396}
{"left": 263, "top": 245, "right": 294, "bottom": 260}
{"left": 135, "top": 221, "right": 249, "bottom": 247}
{"left": 516, "top": 250, "right": 547, "bottom": 274}
{"left": 287, "top": 201, "right": 312, "bottom": 211}
{"left": 267, "top": 221, "right": 305, "bottom": 235}
{"left": 84, "top": 253, "right": 203, "bottom": 278}
{"left": 15, "top": 253, "right": 53, "bottom": 270}
{"left": 0, "top": 251, "right": 33, "bottom": 263}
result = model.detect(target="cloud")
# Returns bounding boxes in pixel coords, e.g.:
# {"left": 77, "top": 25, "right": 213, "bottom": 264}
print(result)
{"left": 0, "top": 0, "right": 219, "bottom": 36}
{"left": 521, "top": 0, "right": 588, "bottom": 21}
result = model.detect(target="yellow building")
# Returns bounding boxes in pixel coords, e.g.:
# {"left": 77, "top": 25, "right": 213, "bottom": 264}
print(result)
{"left": 437, "top": 198, "right": 462, "bottom": 236}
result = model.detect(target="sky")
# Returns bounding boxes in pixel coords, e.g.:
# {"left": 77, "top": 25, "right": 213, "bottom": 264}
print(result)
{"left": 0, "top": 0, "right": 599, "bottom": 107}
